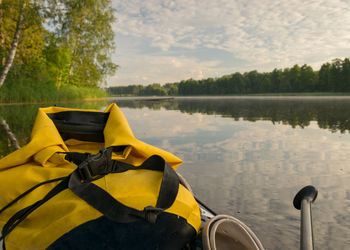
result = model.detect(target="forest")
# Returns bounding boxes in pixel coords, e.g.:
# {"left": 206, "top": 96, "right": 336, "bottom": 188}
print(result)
{"left": 0, "top": 0, "right": 117, "bottom": 102}
{"left": 108, "top": 58, "right": 350, "bottom": 96}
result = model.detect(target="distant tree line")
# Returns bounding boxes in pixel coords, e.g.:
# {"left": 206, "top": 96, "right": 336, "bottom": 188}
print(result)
{"left": 108, "top": 58, "right": 350, "bottom": 96}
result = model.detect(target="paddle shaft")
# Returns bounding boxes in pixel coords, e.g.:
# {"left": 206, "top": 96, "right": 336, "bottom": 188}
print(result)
{"left": 293, "top": 185, "right": 318, "bottom": 250}
{"left": 300, "top": 198, "right": 314, "bottom": 250}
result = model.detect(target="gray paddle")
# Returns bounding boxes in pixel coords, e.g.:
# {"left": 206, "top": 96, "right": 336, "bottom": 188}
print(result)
{"left": 293, "top": 185, "right": 318, "bottom": 250}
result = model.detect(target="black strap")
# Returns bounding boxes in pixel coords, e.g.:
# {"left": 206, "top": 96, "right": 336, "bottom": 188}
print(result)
{"left": 68, "top": 172, "right": 163, "bottom": 223}
{"left": 68, "top": 149, "right": 179, "bottom": 224}
{"left": 58, "top": 151, "right": 92, "bottom": 166}
{"left": 1, "top": 148, "right": 180, "bottom": 241}
{"left": 0, "top": 177, "right": 66, "bottom": 216}
{"left": 0, "top": 178, "right": 69, "bottom": 241}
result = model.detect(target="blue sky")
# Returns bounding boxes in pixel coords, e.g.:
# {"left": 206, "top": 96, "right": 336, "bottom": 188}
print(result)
{"left": 109, "top": 0, "right": 350, "bottom": 86}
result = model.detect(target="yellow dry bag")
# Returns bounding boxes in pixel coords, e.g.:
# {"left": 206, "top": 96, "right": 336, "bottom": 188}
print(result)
{"left": 0, "top": 103, "right": 201, "bottom": 250}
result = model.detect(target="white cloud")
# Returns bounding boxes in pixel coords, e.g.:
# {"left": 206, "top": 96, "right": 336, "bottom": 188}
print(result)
{"left": 109, "top": 53, "right": 222, "bottom": 85}
{"left": 110, "top": 0, "right": 350, "bottom": 85}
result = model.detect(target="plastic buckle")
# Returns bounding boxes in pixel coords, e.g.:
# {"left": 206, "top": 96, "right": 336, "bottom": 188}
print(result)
{"left": 77, "top": 148, "right": 113, "bottom": 182}
{"left": 144, "top": 206, "right": 163, "bottom": 224}
{"left": 78, "top": 161, "right": 94, "bottom": 181}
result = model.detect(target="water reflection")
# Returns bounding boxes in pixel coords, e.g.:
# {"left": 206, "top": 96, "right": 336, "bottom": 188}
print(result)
{"left": 115, "top": 97, "right": 350, "bottom": 249}
{"left": 120, "top": 106, "right": 350, "bottom": 250}
{"left": 0, "top": 97, "right": 350, "bottom": 249}
{"left": 115, "top": 97, "right": 350, "bottom": 133}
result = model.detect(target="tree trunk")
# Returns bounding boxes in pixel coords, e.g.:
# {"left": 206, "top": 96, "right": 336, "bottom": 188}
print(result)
{"left": 0, "top": 0, "right": 26, "bottom": 87}
{"left": 0, "top": 116, "right": 20, "bottom": 149}
{"left": 68, "top": 31, "right": 81, "bottom": 85}
{"left": 0, "top": 0, "right": 5, "bottom": 66}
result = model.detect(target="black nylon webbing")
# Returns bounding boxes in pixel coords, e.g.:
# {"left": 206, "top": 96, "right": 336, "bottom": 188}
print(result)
{"left": 112, "top": 155, "right": 180, "bottom": 209}
{"left": 69, "top": 172, "right": 151, "bottom": 223}
{"left": 0, "top": 177, "right": 66, "bottom": 215}
{"left": 68, "top": 153, "right": 180, "bottom": 224}
{"left": 0, "top": 178, "right": 69, "bottom": 241}
{"left": 1, "top": 149, "right": 180, "bottom": 242}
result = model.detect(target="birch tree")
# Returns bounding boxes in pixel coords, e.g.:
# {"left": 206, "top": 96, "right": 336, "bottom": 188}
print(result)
{"left": 48, "top": 0, "right": 117, "bottom": 87}
{"left": 0, "top": 0, "right": 26, "bottom": 87}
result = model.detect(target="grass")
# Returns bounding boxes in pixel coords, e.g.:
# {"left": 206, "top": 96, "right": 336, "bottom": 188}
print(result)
{"left": 0, "top": 80, "right": 106, "bottom": 103}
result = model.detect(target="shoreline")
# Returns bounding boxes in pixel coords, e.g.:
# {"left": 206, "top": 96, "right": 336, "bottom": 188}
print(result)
{"left": 110, "top": 94, "right": 350, "bottom": 100}
{"left": 2, "top": 94, "right": 350, "bottom": 105}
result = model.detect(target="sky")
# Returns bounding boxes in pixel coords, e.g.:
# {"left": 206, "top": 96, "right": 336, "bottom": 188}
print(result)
{"left": 109, "top": 0, "right": 350, "bottom": 87}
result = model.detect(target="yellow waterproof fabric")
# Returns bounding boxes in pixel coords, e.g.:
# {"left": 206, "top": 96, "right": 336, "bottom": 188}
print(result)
{"left": 0, "top": 103, "right": 201, "bottom": 250}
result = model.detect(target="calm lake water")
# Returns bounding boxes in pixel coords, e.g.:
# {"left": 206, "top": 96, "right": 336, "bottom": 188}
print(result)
{"left": 1, "top": 96, "right": 350, "bottom": 249}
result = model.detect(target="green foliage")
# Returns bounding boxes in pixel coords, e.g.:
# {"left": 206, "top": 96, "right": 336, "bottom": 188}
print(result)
{"left": 139, "top": 83, "right": 167, "bottom": 96}
{"left": 164, "top": 83, "right": 178, "bottom": 95}
{"left": 43, "top": 36, "right": 71, "bottom": 87}
{"left": 318, "top": 63, "right": 331, "bottom": 91}
{"left": 0, "top": 103, "right": 38, "bottom": 157}
{"left": 108, "top": 58, "right": 350, "bottom": 96}
{"left": 0, "top": 0, "right": 47, "bottom": 66}
{"left": 0, "top": 77, "right": 106, "bottom": 103}
{"left": 0, "top": 0, "right": 116, "bottom": 102}
{"left": 48, "top": 0, "right": 118, "bottom": 87}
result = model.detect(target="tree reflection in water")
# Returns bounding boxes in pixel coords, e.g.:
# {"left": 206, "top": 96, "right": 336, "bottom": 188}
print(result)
{"left": 115, "top": 97, "right": 350, "bottom": 133}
